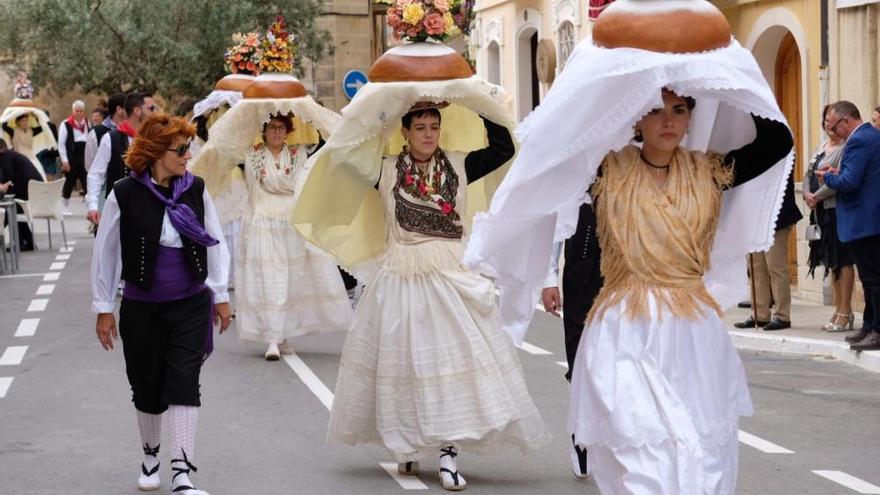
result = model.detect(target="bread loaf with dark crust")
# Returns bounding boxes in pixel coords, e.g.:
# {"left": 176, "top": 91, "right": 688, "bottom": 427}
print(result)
{"left": 369, "top": 52, "right": 473, "bottom": 82}
{"left": 242, "top": 77, "right": 307, "bottom": 99}
{"left": 593, "top": 5, "right": 731, "bottom": 53}
{"left": 7, "top": 98, "right": 35, "bottom": 108}
{"left": 214, "top": 74, "right": 254, "bottom": 92}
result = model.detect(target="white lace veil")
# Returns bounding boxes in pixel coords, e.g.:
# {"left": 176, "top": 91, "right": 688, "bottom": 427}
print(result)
{"left": 463, "top": 38, "right": 794, "bottom": 344}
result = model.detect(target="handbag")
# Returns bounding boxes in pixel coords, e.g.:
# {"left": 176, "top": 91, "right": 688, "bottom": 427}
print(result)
{"left": 805, "top": 210, "right": 822, "bottom": 241}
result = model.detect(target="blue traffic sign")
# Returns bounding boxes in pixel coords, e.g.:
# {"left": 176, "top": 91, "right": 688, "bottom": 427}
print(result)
{"left": 342, "top": 70, "right": 368, "bottom": 99}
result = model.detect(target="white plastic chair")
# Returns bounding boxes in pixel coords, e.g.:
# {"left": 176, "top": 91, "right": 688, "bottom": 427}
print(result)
{"left": 16, "top": 178, "right": 67, "bottom": 250}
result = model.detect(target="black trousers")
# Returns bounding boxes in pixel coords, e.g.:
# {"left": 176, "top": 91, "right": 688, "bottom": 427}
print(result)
{"left": 850, "top": 234, "right": 880, "bottom": 332}
{"left": 119, "top": 289, "right": 212, "bottom": 414}
{"left": 61, "top": 142, "right": 87, "bottom": 199}
{"left": 561, "top": 203, "right": 603, "bottom": 381}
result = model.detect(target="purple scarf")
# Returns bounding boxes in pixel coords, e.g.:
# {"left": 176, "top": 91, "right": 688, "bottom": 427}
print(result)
{"left": 131, "top": 170, "right": 219, "bottom": 247}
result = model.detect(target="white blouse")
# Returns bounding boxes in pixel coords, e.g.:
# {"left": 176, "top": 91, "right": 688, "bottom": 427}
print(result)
{"left": 90, "top": 184, "right": 231, "bottom": 313}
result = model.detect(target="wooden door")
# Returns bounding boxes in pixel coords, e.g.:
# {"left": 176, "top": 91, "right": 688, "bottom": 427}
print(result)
{"left": 775, "top": 32, "right": 801, "bottom": 285}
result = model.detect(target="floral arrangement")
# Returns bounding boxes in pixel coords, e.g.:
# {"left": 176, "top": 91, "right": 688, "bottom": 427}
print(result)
{"left": 260, "top": 15, "right": 297, "bottom": 73}
{"left": 224, "top": 31, "right": 263, "bottom": 75}
{"left": 384, "top": 0, "right": 474, "bottom": 43}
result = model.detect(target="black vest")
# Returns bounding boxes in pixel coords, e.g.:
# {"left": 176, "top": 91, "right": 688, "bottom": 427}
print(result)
{"left": 105, "top": 130, "right": 132, "bottom": 198}
{"left": 62, "top": 121, "right": 87, "bottom": 166}
{"left": 114, "top": 176, "right": 208, "bottom": 290}
{"left": 93, "top": 124, "right": 112, "bottom": 150}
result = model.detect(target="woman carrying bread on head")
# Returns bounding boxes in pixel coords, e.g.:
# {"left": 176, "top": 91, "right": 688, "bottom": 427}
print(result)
{"left": 91, "top": 113, "right": 231, "bottom": 495}
{"left": 293, "top": 30, "right": 552, "bottom": 489}
{"left": 465, "top": 1, "right": 795, "bottom": 493}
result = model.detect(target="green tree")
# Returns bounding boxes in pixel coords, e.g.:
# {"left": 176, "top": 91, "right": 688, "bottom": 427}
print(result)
{"left": 0, "top": 0, "right": 332, "bottom": 102}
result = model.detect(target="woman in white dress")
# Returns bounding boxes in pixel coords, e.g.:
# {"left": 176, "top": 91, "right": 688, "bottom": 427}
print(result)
{"left": 236, "top": 113, "right": 351, "bottom": 359}
{"left": 324, "top": 104, "right": 551, "bottom": 491}
{"left": 2, "top": 113, "right": 47, "bottom": 179}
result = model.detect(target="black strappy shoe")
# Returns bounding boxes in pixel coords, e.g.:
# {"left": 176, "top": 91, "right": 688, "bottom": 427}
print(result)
{"left": 138, "top": 443, "right": 161, "bottom": 491}
{"left": 397, "top": 460, "right": 420, "bottom": 475}
{"left": 170, "top": 449, "right": 209, "bottom": 494}
{"left": 439, "top": 445, "right": 467, "bottom": 491}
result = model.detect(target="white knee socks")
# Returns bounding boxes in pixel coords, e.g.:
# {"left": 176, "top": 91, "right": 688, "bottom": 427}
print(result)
{"left": 136, "top": 411, "right": 162, "bottom": 471}
{"left": 168, "top": 405, "right": 201, "bottom": 493}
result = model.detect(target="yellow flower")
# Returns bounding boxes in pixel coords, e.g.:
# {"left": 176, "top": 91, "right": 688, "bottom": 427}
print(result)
{"left": 443, "top": 12, "right": 455, "bottom": 32}
{"left": 402, "top": 3, "right": 425, "bottom": 25}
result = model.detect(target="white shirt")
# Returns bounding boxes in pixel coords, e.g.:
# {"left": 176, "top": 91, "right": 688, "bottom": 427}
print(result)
{"left": 87, "top": 133, "right": 133, "bottom": 211}
{"left": 57, "top": 120, "right": 89, "bottom": 163}
{"left": 91, "top": 186, "right": 231, "bottom": 313}
{"left": 544, "top": 241, "right": 563, "bottom": 288}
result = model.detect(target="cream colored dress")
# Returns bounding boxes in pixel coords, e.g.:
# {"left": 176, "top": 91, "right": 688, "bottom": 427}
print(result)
{"left": 326, "top": 150, "right": 551, "bottom": 462}
{"left": 235, "top": 144, "right": 352, "bottom": 343}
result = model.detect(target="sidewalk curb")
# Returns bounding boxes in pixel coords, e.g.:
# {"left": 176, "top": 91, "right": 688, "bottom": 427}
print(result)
{"left": 730, "top": 330, "right": 880, "bottom": 373}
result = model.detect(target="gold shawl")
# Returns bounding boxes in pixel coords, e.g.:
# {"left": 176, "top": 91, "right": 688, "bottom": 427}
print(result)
{"left": 589, "top": 145, "right": 733, "bottom": 323}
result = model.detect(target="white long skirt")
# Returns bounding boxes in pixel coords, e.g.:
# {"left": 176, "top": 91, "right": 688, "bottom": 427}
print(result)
{"left": 327, "top": 241, "right": 551, "bottom": 462}
{"left": 235, "top": 215, "right": 352, "bottom": 343}
{"left": 568, "top": 293, "right": 753, "bottom": 495}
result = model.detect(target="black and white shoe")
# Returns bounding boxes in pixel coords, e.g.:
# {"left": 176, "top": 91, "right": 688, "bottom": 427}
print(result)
{"left": 397, "top": 461, "right": 419, "bottom": 475}
{"left": 570, "top": 434, "right": 590, "bottom": 480}
{"left": 439, "top": 445, "right": 467, "bottom": 491}
{"left": 138, "top": 443, "right": 161, "bottom": 491}
{"left": 170, "top": 449, "right": 209, "bottom": 495}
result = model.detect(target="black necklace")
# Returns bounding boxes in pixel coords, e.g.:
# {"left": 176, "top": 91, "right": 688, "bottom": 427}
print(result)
{"left": 640, "top": 153, "right": 671, "bottom": 170}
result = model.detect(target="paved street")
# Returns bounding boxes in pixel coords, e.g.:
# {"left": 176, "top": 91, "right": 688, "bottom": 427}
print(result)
{"left": 2, "top": 209, "right": 880, "bottom": 494}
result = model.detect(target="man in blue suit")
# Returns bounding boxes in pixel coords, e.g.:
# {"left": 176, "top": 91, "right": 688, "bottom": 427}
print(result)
{"left": 818, "top": 101, "right": 880, "bottom": 350}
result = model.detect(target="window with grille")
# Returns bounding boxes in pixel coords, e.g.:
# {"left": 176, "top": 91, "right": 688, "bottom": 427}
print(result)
{"left": 558, "top": 21, "right": 575, "bottom": 70}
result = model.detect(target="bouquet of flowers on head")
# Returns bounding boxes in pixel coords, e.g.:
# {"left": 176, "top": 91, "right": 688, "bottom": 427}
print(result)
{"left": 449, "top": 0, "right": 475, "bottom": 36}
{"left": 225, "top": 31, "right": 263, "bottom": 75}
{"left": 385, "top": 0, "right": 462, "bottom": 43}
{"left": 260, "top": 15, "right": 297, "bottom": 73}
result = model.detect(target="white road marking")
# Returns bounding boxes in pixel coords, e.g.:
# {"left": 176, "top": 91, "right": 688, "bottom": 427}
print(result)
{"left": 812, "top": 471, "right": 880, "bottom": 494}
{"left": 737, "top": 430, "right": 794, "bottom": 454}
{"left": 282, "top": 353, "right": 334, "bottom": 411}
{"left": 27, "top": 299, "right": 49, "bottom": 312}
{"left": 517, "top": 342, "right": 553, "bottom": 355}
{"left": 49, "top": 262, "right": 66, "bottom": 271}
{"left": 379, "top": 463, "right": 430, "bottom": 490}
{"left": 283, "top": 352, "right": 429, "bottom": 489}
{"left": 0, "top": 377, "right": 12, "bottom": 398}
{"left": 43, "top": 272, "right": 60, "bottom": 281}
{"left": 66, "top": 240, "right": 76, "bottom": 244}
{"left": 555, "top": 361, "right": 568, "bottom": 369}
{"left": 0, "top": 346, "right": 28, "bottom": 366}
{"left": 35, "top": 284, "right": 55, "bottom": 296}
{"left": 55, "top": 254, "right": 71, "bottom": 261}
{"left": 0, "top": 273, "right": 50, "bottom": 280}
{"left": 15, "top": 319, "right": 40, "bottom": 337}
{"left": 59, "top": 246, "right": 73, "bottom": 253}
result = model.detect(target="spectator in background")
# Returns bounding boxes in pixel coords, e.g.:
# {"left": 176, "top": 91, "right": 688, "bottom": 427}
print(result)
{"left": 85, "top": 93, "right": 126, "bottom": 173}
{"left": 818, "top": 100, "right": 880, "bottom": 351}
{"left": 804, "top": 105, "right": 855, "bottom": 332}
{"left": 0, "top": 139, "right": 44, "bottom": 250}
{"left": 872, "top": 106, "right": 880, "bottom": 129}
{"left": 735, "top": 169, "right": 803, "bottom": 331}
{"left": 86, "top": 92, "right": 153, "bottom": 226}
{"left": 90, "top": 108, "right": 105, "bottom": 128}
{"left": 59, "top": 100, "right": 90, "bottom": 215}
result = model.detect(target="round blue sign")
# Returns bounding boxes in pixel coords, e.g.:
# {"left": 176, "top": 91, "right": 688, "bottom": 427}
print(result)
{"left": 342, "top": 70, "right": 368, "bottom": 100}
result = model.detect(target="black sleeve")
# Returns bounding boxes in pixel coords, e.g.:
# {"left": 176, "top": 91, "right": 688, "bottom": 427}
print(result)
{"left": 32, "top": 125, "right": 43, "bottom": 137}
{"left": 2, "top": 122, "right": 12, "bottom": 138}
{"left": 464, "top": 117, "right": 515, "bottom": 184}
{"left": 723, "top": 115, "right": 793, "bottom": 188}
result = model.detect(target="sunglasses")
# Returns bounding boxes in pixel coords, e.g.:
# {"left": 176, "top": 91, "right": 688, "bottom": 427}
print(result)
{"left": 167, "top": 141, "right": 191, "bottom": 157}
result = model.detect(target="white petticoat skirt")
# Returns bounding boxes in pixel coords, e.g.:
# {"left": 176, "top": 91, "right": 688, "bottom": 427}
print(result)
{"left": 568, "top": 293, "right": 753, "bottom": 495}
{"left": 235, "top": 214, "right": 352, "bottom": 343}
{"left": 326, "top": 240, "right": 551, "bottom": 462}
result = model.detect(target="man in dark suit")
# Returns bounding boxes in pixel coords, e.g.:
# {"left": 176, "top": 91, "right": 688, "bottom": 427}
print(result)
{"left": 818, "top": 100, "right": 880, "bottom": 351}
{"left": 0, "top": 140, "right": 44, "bottom": 250}
{"left": 542, "top": 202, "right": 603, "bottom": 480}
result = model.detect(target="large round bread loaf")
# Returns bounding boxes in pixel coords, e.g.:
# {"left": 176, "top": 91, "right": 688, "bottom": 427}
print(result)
{"left": 7, "top": 98, "right": 36, "bottom": 108}
{"left": 214, "top": 74, "right": 255, "bottom": 92}
{"left": 369, "top": 43, "right": 473, "bottom": 82}
{"left": 243, "top": 73, "right": 307, "bottom": 99}
{"left": 593, "top": 0, "right": 731, "bottom": 53}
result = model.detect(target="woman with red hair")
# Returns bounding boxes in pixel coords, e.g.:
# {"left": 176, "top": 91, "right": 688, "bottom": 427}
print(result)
{"left": 91, "top": 113, "right": 231, "bottom": 495}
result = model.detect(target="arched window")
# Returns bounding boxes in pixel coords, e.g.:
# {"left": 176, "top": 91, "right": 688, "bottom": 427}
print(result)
{"left": 557, "top": 21, "right": 576, "bottom": 71}
{"left": 487, "top": 41, "right": 501, "bottom": 85}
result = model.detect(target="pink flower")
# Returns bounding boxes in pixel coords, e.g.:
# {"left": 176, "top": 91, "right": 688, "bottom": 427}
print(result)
{"left": 404, "top": 174, "right": 415, "bottom": 185}
{"left": 423, "top": 12, "right": 445, "bottom": 35}
{"left": 407, "top": 26, "right": 421, "bottom": 38}
{"left": 418, "top": 182, "right": 428, "bottom": 194}
{"left": 433, "top": 0, "right": 450, "bottom": 11}
{"left": 440, "top": 201, "right": 454, "bottom": 215}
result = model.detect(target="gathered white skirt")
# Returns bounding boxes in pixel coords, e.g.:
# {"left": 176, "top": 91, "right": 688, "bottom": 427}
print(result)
{"left": 568, "top": 293, "right": 753, "bottom": 495}
{"left": 235, "top": 214, "right": 352, "bottom": 343}
{"left": 326, "top": 240, "right": 551, "bottom": 462}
